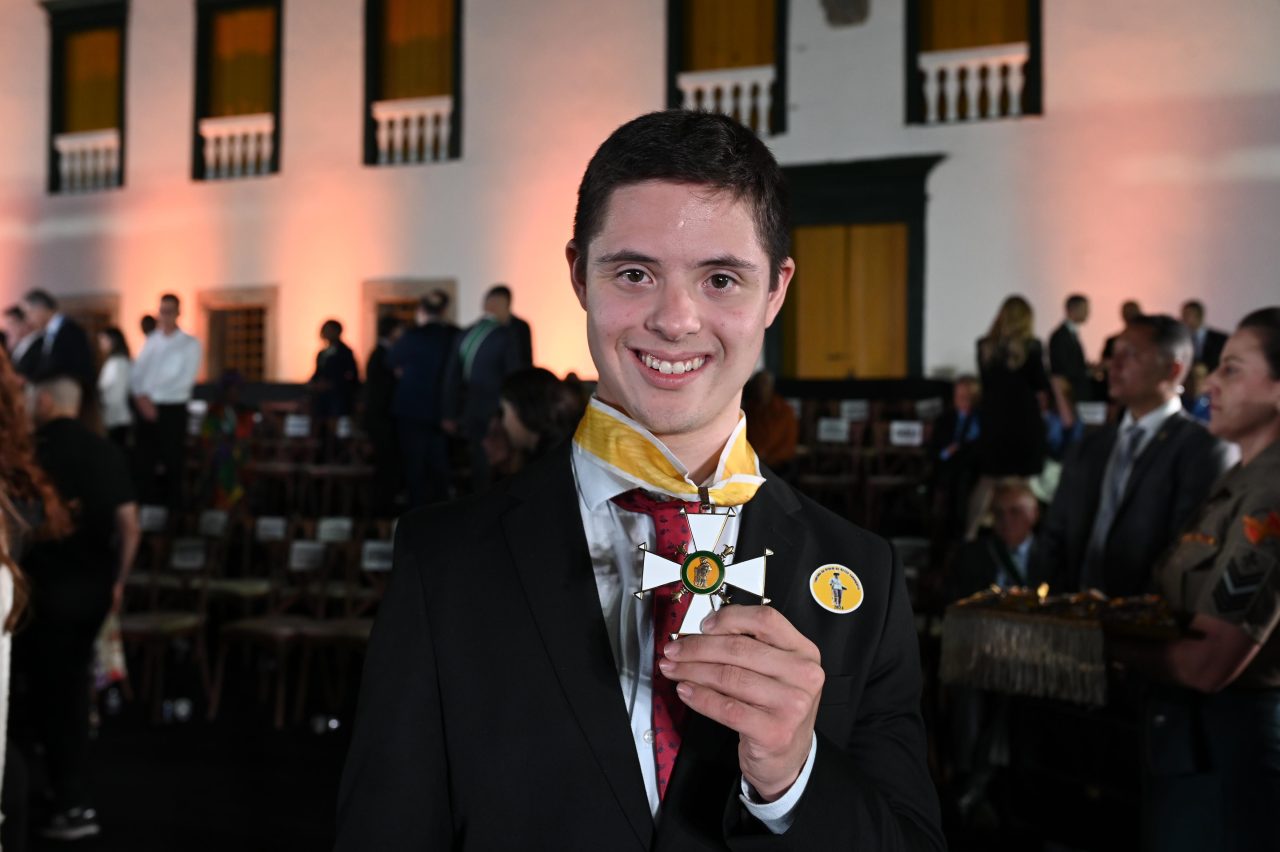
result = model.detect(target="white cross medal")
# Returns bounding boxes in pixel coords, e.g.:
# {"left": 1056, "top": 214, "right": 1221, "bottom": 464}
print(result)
{"left": 633, "top": 506, "right": 772, "bottom": 639}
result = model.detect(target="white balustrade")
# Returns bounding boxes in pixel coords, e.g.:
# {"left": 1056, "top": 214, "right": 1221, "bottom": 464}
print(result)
{"left": 52, "top": 128, "right": 121, "bottom": 193}
{"left": 371, "top": 96, "right": 454, "bottom": 165}
{"left": 676, "top": 64, "right": 776, "bottom": 135}
{"left": 198, "top": 113, "right": 275, "bottom": 180}
{"left": 918, "top": 42, "right": 1029, "bottom": 124}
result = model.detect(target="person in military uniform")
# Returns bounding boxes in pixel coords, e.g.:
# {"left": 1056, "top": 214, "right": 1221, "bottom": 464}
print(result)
{"left": 1111, "top": 307, "right": 1280, "bottom": 852}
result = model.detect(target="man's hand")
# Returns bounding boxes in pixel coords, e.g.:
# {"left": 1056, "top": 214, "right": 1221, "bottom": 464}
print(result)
{"left": 134, "top": 395, "right": 158, "bottom": 422}
{"left": 658, "top": 605, "right": 823, "bottom": 802}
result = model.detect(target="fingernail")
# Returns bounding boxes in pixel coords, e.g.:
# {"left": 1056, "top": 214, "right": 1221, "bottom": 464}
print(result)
{"left": 657, "top": 658, "right": 675, "bottom": 673}
{"left": 700, "top": 613, "right": 716, "bottom": 631}
{"left": 676, "top": 683, "right": 692, "bottom": 699}
{"left": 664, "top": 641, "right": 681, "bottom": 658}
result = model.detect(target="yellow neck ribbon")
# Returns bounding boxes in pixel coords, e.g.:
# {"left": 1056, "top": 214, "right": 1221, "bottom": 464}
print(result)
{"left": 573, "top": 398, "right": 764, "bottom": 507}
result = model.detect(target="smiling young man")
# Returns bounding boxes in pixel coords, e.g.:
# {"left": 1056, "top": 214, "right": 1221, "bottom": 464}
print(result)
{"left": 337, "top": 111, "right": 943, "bottom": 851}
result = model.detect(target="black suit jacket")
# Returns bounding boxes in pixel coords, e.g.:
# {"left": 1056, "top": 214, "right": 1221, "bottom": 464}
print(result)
{"left": 442, "top": 320, "right": 521, "bottom": 431}
{"left": 1041, "top": 409, "right": 1233, "bottom": 596}
{"left": 946, "top": 535, "right": 1042, "bottom": 601}
{"left": 390, "top": 322, "right": 458, "bottom": 423}
{"left": 1196, "top": 328, "right": 1228, "bottom": 372}
{"left": 509, "top": 315, "right": 533, "bottom": 370}
{"left": 22, "top": 315, "right": 95, "bottom": 386}
{"left": 1048, "top": 323, "right": 1089, "bottom": 403}
{"left": 337, "top": 444, "right": 943, "bottom": 851}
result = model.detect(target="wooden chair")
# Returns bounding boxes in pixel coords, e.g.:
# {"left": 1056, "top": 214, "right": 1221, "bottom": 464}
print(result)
{"left": 118, "top": 531, "right": 217, "bottom": 722}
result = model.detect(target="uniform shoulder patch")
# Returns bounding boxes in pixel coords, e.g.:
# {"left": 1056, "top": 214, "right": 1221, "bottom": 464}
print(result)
{"left": 1243, "top": 510, "right": 1280, "bottom": 546}
{"left": 1212, "top": 549, "right": 1274, "bottom": 614}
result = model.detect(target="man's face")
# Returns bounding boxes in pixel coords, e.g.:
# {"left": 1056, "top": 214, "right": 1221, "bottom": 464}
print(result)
{"left": 158, "top": 299, "right": 179, "bottom": 332}
{"left": 1121, "top": 302, "right": 1142, "bottom": 324}
{"left": 953, "top": 382, "right": 975, "bottom": 413}
{"left": 3, "top": 314, "right": 27, "bottom": 342}
{"left": 22, "top": 301, "right": 51, "bottom": 329}
{"left": 568, "top": 180, "right": 792, "bottom": 440}
{"left": 1069, "top": 301, "right": 1090, "bottom": 324}
{"left": 1108, "top": 325, "right": 1178, "bottom": 406}
{"left": 1180, "top": 305, "right": 1203, "bottom": 331}
{"left": 992, "top": 492, "right": 1038, "bottom": 549}
{"left": 485, "top": 294, "right": 511, "bottom": 323}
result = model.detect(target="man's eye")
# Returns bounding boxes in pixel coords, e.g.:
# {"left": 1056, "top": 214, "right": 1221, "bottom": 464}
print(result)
{"left": 708, "top": 274, "right": 735, "bottom": 290}
{"left": 620, "top": 269, "right": 647, "bottom": 284}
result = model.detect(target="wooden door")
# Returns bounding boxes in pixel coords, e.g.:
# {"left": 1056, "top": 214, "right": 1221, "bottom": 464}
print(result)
{"left": 785, "top": 223, "right": 908, "bottom": 379}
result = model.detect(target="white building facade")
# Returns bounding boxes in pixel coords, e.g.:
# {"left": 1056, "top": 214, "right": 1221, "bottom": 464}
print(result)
{"left": 1, "top": 0, "right": 1277, "bottom": 381}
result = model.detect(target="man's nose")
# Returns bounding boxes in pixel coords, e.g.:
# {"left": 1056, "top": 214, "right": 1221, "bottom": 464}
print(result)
{"left": 646, "top": 283, "right": 700, "bottom": 341}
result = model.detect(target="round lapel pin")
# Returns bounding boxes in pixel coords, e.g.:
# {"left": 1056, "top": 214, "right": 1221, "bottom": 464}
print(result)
{"left": 810, "top": 564, "right": 863, "bottom": 613}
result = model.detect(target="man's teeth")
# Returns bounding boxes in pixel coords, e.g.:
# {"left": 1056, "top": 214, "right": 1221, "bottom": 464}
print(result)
{"left": 641, "top": 353, "right": 706, "bottom": 375}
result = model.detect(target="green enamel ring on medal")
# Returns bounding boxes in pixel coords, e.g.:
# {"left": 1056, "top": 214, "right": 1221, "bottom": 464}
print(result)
{"left": 679, "top": 551, "right": 726, "bottom": 595}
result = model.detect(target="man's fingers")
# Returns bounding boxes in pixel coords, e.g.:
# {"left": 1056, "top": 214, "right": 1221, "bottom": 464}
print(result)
{"left": 674, "top": 680, "right": 775, "bottom": 743}
{"left": 664, "top": 632, "right": 821, "bottom": 690}
{"left": 699, "top": 605, "right": 821, "bottom": 660}
{"left": 661, "top": 659, "right": 813, "bottom": 714}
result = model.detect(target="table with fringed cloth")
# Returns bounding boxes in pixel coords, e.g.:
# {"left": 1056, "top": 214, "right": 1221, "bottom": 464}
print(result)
{"left": 940, "top": 589, "right": 1182, "bottom": 707}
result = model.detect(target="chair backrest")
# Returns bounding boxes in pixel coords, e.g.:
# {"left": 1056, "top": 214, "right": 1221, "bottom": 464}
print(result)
{"left": 360, "top": 541, "right": 394, "bottom": 574}
{"left": 138, "top": 505, "right": 170, "bottom": 534}
{"left": 284, "top": 414, "right": 312, "bottom": 438}
{"left": 288, "top": 540, "right": 326, "bottom": 573}
{"left": 197, "top": 509, "right": 230, "bottom": 538}
{"left": 255, "top": 515, "right": 289, "bottom": 542}
{"left": 316, "top": 516, "right": 354, "bottom": 543}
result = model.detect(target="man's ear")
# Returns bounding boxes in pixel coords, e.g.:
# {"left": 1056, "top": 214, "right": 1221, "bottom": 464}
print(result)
{"left": 764, "top": 257, "right": 795, "bottom": 328}
{"left": 566, "top": 241, "right": 588, "bottom": 311}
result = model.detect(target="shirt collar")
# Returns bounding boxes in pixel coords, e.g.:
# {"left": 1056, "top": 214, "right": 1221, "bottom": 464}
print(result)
{"left": 1119, "top": 395, "right": 1183, "bottom": 436}
{"left": 1064, "top": 319, "right": 1079, "bottom": 334}
{"left": 571, "top": 402, "right": 761, "bottom": 512}
{"left": 46, "top": 313, "right": 64, "bottom": 336}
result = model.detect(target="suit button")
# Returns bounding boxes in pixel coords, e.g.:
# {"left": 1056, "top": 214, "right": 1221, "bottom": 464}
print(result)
{"left": 642, "top": 730, "right": 655, "bottom": 744}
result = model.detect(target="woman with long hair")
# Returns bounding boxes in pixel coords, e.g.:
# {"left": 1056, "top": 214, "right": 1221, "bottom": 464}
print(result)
{"left": 0, "top": 352, "right": 71, "bottom": 850}
{"left": 96, "top": 327, "right": 132, "bottom": 448}
{"left": 967, "top": 295, "right": 1051, "bottom": 538}
{"left": 1112, "top": 307, "right": 1280, "bottom": 851}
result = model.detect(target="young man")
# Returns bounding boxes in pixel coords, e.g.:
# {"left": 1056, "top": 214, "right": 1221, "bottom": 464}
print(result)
{"left": 130, "top": 293, "right": 201, "bottom": 509}
{"left": 1049, "top": 293, "right": 1091, "bottom": 404}
{"left": 338, "top": 111, "right": 943, "bottom": 850}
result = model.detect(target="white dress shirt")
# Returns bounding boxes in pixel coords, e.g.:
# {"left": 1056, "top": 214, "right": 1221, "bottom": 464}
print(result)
{"left": 570, "top": 441, "right": 816, "bottom": 832}
{"left": 130, "top": 328, "right": 201, "bottom": 403}
{"left": 98, "top": 354, "right": 133, "bottom": 428}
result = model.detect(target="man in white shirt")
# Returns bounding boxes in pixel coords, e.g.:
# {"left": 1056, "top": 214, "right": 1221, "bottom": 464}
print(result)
{"left": 338, "top": 111, "right": 943, "bottom": 850}
{"left": 130, "top": 293, "right": 201, "bottom": 509}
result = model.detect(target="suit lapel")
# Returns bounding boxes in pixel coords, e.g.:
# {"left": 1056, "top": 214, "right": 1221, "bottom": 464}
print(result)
{"left": 503, "top": 446, "right": 653, "bottom": 849}
{"left": 734, "top": 471, "right": 803, "bottom": 614}
{"left": 1117, "top": 412, "right": 1186, "bottom": 514}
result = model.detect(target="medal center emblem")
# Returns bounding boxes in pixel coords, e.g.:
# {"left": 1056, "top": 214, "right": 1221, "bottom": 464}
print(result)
{"left": 680, "top": 551, "right": 725, "bottom": 595}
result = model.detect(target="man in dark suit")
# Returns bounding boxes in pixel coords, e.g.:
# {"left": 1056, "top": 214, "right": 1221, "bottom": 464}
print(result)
{"left": 1049, "top": 293, "right": 1091, "bottom": 404}
{"left": 487, "top": 283, "right": 534, "bottom": 369}
{"left": 19, "top": 290, "right": 96, "bottom": 416}
{"left": 1180, "top": 299, "right": 1228, "bottom": 373}
{"left": 390, "top": 292, "right": 458, "bottom": 507}
{"left": 1042, "top": 314, "right": 1235, "bottom": 596}
{"left": 337, "top": 111, "right": 943, "bottom": 850}
{"left": 308, "top": 319, "right": 360, "bottom": 419}
{"left": 363, "top": 315, "right": 403, "bottom": 516}
{"left": 443, "top": 290, "right": 524, "bottom": 493}
{"left": 947, "top": 479, "right": 1043, "bottom": 600}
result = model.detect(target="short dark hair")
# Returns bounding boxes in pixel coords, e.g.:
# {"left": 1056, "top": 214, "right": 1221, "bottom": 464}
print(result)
{"left": 23, "top": 289, "right": 57, "bottom": 310}
{"left": 140, "top": 314, "right": 157, "bottom": 334}
{"left": 3, "top": 305, "right": 24, "bottom": 322}
{"left": 500, "top": 368, "right": 587, "bottom": 457}
{"left": 376, "top": 315, "right": 402, "bottom": 339}
{"left": 420, "top": 289, "right": 449, "bottom": 317}
{"left": 486, "top": 285, "right": 512, "bottom": 303}
{"left": 1238, "top": 307, "right": 1280, "bottom": 379}
{"left": 572, "top": 110, "right": 791, "bottom": 280}
{"left": 1128, "top": 314, "right": 1193, "bottom": 369}
{"left": 321, "top": 319, "right": 343, "bottom": 337}
{"left": 100, "top": 326, "right": 130, "bottom": 358}
{"left": 1182, "top": 299, "right": 1205, "bottom": 318}
{"left": 1065, "top": 294, "right": 1088, "bottom": 312}
{"left": 160, "top": 293, "right": 180, "bottom": 310}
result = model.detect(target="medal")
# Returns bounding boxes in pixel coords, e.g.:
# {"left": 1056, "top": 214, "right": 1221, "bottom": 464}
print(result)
{"left": 633, "top": 505, "right": 772, "bottom": 638}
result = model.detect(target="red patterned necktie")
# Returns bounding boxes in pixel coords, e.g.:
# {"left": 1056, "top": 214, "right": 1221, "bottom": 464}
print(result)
{"left": 611, "top": 488, "right": 701, "bottom": 801}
